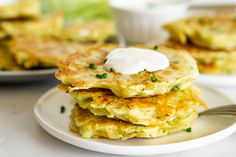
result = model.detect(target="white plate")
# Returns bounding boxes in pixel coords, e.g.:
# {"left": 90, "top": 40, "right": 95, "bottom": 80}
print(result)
{"left": 197, "top": 74, "right": 236, "bottom": 86}
{"left": 0, "top": 69, "right": 57, "bottom": 82}
{"left": 34, "top": 85, "right": 236, "bottom": 156}
{"left": 191, "top": 0, "right": 236, "bottom": 7}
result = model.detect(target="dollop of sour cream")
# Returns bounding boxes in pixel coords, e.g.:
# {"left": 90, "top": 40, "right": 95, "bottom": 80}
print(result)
{"left": 104, "top": 48, "right": 169, "bottom": 75}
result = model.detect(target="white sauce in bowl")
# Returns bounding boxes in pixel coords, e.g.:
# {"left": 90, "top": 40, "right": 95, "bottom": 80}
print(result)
{"left": 109, "top": 0, "right": 189, "bottom": 44}
{"left": 109, "top": 0, "right": 188, "bottom": 12}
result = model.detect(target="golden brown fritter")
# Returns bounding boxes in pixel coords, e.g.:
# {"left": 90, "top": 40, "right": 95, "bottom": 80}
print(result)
{"left": 165, "top": 40, "right": 236, "bottom": 74}
{"left": 56, "top": 45, "right": 199, "bottom": 97}
{"left": 0, "top": 14, "right": 63, "bottom": 39}
{"left": 61, "top": 85, "right": 205, "bottom": 126}
{"left": 70, "top": 105, "right": 199, "bottom": 140}
{"left": 164, "top": 14, "right": 236, "bottom": 50}
{"left": 8, "top": 35, "right": 93, "bottom": 69}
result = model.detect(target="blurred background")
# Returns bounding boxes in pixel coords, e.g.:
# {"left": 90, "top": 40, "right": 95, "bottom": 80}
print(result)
{"left": 1, "top": 0, "right": 236, "bottom": 81}
{"left": 38, "top": 0, "right": 236, "bottom": 22}
{"left": 39, "top": 0, "right": 112, "bottom": 22}
{"left": 37, "top": 0, "right": 236, "bottom": 45}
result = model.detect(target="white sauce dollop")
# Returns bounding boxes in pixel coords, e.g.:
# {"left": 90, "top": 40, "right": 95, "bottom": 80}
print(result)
{"left": 104, "top": 48, "right": 169, "bottom": 75}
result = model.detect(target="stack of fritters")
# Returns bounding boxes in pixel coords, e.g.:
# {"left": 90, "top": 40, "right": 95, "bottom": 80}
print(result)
{"left": 56, "top": 45, "right": 206, "bottom": 140}
{"left": 164, "top": 14, "right": 236, "bottom": 74}
{"left": 0, "top": 0, "right": 117, "bottom": 71}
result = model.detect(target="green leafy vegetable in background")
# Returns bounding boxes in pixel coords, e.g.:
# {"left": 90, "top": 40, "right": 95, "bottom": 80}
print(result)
{"left": 39, "top": 0, "right": 112, "bottom": 22}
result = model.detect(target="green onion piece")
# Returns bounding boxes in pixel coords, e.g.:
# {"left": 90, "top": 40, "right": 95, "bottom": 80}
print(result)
{"left": 96, "top": 73, "right": 108, "bottom": 79}
{"left": 102, "top": 73, "right": 108, "bottom": 78}
{"left": 104, "top": 59, "right": 107, "bottom": 63}
{"left": 173, "top": 61, "right": 180, "bottom": 64}
{"left": 96, "top": 74, "right": 103, "bottom": 79}
{"left": 109, "top": 67, "right": 114, "bottom": 72}
{"left": 171, "top": 85, "right": 180, "bottom": 91}
{"left": 151, "top": 76, "right": 158, "bottom": 82}
{"left": 153, "top": 45, "right": 158, "bottom": 50}
{"left": 186, "top": 127, "right": 192, "bottom": 133}
{"left": 89, "top": 63, "right": 95, "bottom": 69}
{"left": 198, "top": 18, "right": 205, "bottom": 25}
{"left": 60, "top": 106, "right": 66, "bottom": 114}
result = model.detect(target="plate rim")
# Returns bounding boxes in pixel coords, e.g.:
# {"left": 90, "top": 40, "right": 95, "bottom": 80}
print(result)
{"left": 34, "top": 85, "right": 236, "bottom": 155}
{"left": 200, "top": 74, "right": 236, "bottom": 78}
{"left": 0, "top": 68, "right": 57, "bottom": 76}
{"left": 197, "top": 74, "right": 236, "bottom": 86}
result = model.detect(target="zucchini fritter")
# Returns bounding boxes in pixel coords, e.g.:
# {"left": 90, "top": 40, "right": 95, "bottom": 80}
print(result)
{"left": 56, "top": 45, "right": 199, "bottom": 97}
{"left": 8, "top": 36, "right": 92, "bottom": 69}
{"left": 70, "top": 105, "right": 198, "bottom": 140}
{"left": 0, "top": 14, "right": 63, "bottom": 39}
{"left": 165, "top": 40, "right": 236, "bottom": 74}
{"left": 0, "top": 0, "right": 40, "bottom": 19}
{"left": 164, "top": 14, "right": 236, "bottom": 50}
{"left": 62, "top": 85, "right": 205, "bottom": 126}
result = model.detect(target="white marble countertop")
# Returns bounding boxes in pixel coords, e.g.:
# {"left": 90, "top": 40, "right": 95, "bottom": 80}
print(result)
{"left": 0, "top": 79, "right": 236, "bottom": 157}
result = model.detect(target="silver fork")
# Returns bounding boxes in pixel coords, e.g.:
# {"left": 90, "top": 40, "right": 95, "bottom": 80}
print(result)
{"left": 200, "top": 105, "right": 236, "bottom": 116}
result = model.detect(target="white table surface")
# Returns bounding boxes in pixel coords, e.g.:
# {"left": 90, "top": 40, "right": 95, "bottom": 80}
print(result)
{"left": 192, "top": 0, "right": 236, "bottom": 6}
{"left": 0, "top": 79, "right": 236, "bottom": 157}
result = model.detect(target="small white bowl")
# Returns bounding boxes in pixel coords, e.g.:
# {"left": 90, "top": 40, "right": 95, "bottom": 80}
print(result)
{"left": 109, "top": 0, "right": 190, "bottom": 44}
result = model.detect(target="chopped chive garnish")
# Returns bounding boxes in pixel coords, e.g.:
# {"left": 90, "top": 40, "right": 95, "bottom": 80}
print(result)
{"left": 60, "top": 106, "right": 65, "bottom": 114}
{"left": 96, "top": 73, "right": 108, "bottom": 79}
{"left": 151, "top": 76, "right": 158, "bottom": 82}
{"left": 153, "top": 45, "right": 158, "bottom": 50}
{"left": 198, "top": 18, "right": 205, "bottom": 25}
{"left": 102, "top": 73, "right": 108, "bottom": 78}
{"left": 173, "top": 61, "right": 180, "bottom": 64}
{"left": 186, "top": 127, "right": 192, "bottom": 133}
{"left": 171, "top": 85, "right": 180, "bottom": 91}
{"left": 89, "top": 63, "right": 95, "bottom": 69}
{"left": 109, "top": 67, "right": 114, "bottom": 72}
{"left": 104, "top": 59, "right": 107, "bottom": 63}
